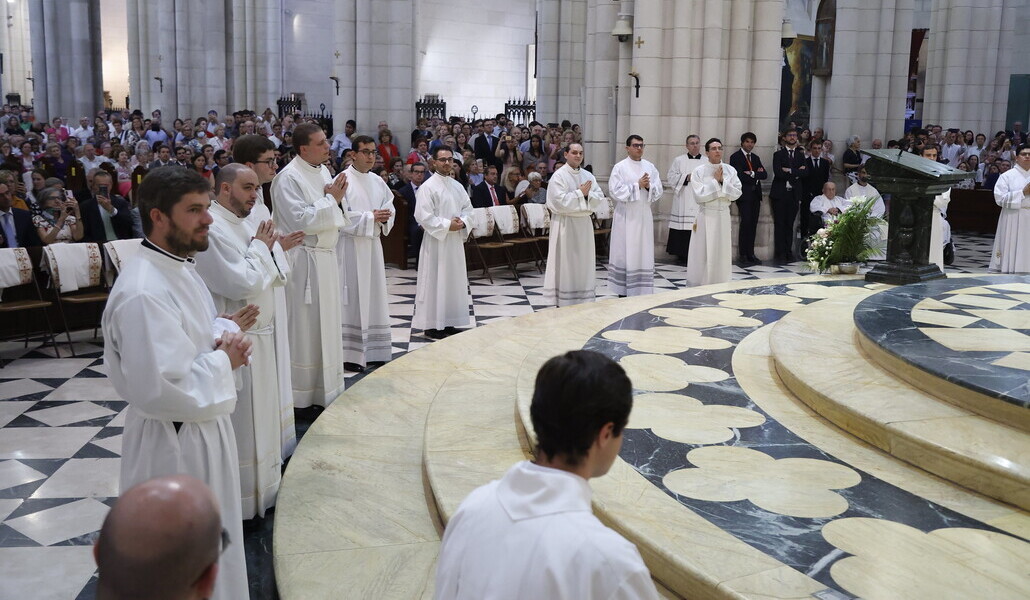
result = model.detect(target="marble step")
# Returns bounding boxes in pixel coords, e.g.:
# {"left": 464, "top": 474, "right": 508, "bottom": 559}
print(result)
{"left": 770, "top": 296, "right": 1030, "bottom": 511}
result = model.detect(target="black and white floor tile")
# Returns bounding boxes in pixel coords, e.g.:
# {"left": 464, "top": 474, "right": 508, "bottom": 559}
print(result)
{"left": 0, "top": 233, "right": 995, "bottom": 600}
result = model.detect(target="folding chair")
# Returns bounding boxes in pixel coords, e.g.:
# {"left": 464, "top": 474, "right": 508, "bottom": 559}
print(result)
{"left": 102, "top": 238, "right": 143, "bottom": 284}
{"left": 591, "top": 197, "right": 615, "bottom": 257}
{"left": 0, "top": 247, "right": 61, "bottom": 365}
{"left": 489, "top": 205, "right": 543, "bottom": 274}
{"left": 519, "top": 203, "right": 551, "bottom": 264}
{"left": 464, "top": 207, "right": 518, "bottom": 283}
{"left": 42, "top": 243, "right": 109, "bottom": 355}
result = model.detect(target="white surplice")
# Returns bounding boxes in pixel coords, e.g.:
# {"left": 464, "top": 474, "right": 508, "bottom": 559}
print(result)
{"left": 542, "top": 164, "right": 605, "bottom": 306}
{"left": 102, "top": 242, "right": 247, "bottom": 600}
{"left": 989, "top": 165, "right": 1030, "bottom": 273}
{"left": 844, "top": 182, "right": 885, "bottom": 217}
{"left": 246, "top": 197, "right": 297, "bottom": 458}
{"left": 412, "top": 174, "right": 474, "bottom": 330}
{"left": 686, "top": 161, "right": 743, "bottom": 286}
{"left": 338, "top": 166, "right": 396, "bottom": 364}
{"left": 666, "top": 153, "right": 705, "bottom": 230}
{"left": 607, "top": 157, "right": 663, "bottom": 296}
{"left": 270, "top": 156, "right": 351, "bottom": 408}
{"left": 435, "top": 461, "right": 660, "bottom": 600}
{"left": 810, "top": 194, "right": 852, "bottom": 224}
{"left": 195, "top": 201, "right": 286, "bottom": 519}
{"left": 929, "top": 190, "right": 953, "bottom": 271}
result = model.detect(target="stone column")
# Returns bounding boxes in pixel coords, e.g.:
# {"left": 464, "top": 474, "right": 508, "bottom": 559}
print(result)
{"left": 228, "top": 0, "right": 281, "bottom": 114}
{"left": 28, "top": 0, "right": 104, "bottom": 121}
{"left": 582, "top": 0, "right": 621, "bottom": 172}
{"left": 1, "top": 0, "right": 33, "bottom": 104}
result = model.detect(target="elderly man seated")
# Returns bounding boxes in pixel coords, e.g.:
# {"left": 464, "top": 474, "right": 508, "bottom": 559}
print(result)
{"left": 809, "top": 181, "right": 850, "bottom": 224}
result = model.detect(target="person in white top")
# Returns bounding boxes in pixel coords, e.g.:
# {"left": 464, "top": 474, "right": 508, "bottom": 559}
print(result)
{"left": 436, "top": 350, "right": 660, "bottom": 600}
{"left": 844, "top": 167, "right": 884, "bottom": 218}
{"left": 686, "top": 137, "right": 743, "bottom": 286}
{"left": 666, "top": 134, "right": 705, "bottom": 262}
{"left": 101, "top": 166, "right": 253, "bottom": 600}
{"left": 607, "top": 135, "right": 663, "bottom": 296}
{"left": 989, "top": 143, "right": 1030, "bottom": 273}
{"left": 810, "top": 181, "right": 851, "bottom": 224}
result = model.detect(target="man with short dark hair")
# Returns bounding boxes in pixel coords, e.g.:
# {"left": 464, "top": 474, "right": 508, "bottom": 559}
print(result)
{"left": 608, "top": 135, "right": 663, "bottom": 296}
{"left": 989, "top": 143, "right": 1030, "bottom": 272}
{"left": 78, "top": 170, "right": 135, "bottom": 243}
{"left": 399, "top": 162, "right": 427, "bottom": 258}
{"left": 0, "top": 181, "right": 41, "bottom": 247}
{"left": 729, "top": 132, "right": 768, "bottom": 265}
{"left": 470, "top": 164, "right": 509, "bottom": 208}
{"left": 102, "top": 166, "right": 252, "bottom": 600}
{"left": 770, "top": 129, "right": 807, "bottom": 261}
{"left": 436, "top": 350, "right": 659, "bottom": 599}
{"left": 149, "top": 144, "right": 174, "bottom": 169}
{"left": 686, "top": 138, "right": 743, "bottom": 286}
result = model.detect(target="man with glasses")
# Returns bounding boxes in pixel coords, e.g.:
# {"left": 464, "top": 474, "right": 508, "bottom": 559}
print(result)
{"left": 770, "top": 129, "right": 807, "bottom": 262}
{"left": 607, "top": 135, "right": 663, "bottom": 296}
{"left": 0, "top": 181, "right": 41, "bottom": 247}
{"left": 400, "top": 162, "right": 427, "bottom": 258}
{"left": 338, "top": 136, "right": 395, "bottom": 369}
{"left": 990, "top": 144, "right": 1030, "bottom": 273}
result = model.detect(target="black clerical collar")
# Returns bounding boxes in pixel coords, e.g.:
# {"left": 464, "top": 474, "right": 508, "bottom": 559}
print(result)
{"left": 688, "top": 154, "right": 701, "bottom": 160}
{"left": 142, "top": 238, "right": 189, "bottom": 263}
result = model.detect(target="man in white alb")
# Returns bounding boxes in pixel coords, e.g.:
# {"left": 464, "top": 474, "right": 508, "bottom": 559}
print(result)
{"left": 542, "top": 143, "right": 605, "bottom": 306}
{"left": 271, "top": 123, "right": 354, "bottom": 408}
{"left": 412, "top": 146, "right": 474, "bottom": 339}
{"left": 195, "top": 164, "right": 290, "bottom": 520}
{"left": 686, "top": 138, "right": 743, "bottom": 286}
{"left": 810, "top": 181, "right": 850, "bottom": 224}
{"left": 844, "top": 167, "right": 884, "bottom": 218}
{"left": 102, "top": 166, "right": 252, "bottom": 600}
{"left": 338, "top": 135, "right": 395, "bottom": 368}
{"left": 435, "top": 350, "right": 659, "bottom": 600}
{"left": 608, "top": 135, "right": 663, "bottom": 296}
{"left": 990, "top": 143, "right": 1030, "bottom": 273}
{"left": 666, "top": 134, "right": 704, "bottom": 263}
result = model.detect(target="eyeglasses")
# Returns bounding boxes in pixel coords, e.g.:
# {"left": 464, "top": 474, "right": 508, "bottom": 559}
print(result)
{"left": 258, "top": 158, "right": 277, "bottom": 166}
{"left": 411, "top": 170, "right": 426, "bottom": 175}
{"left": 1018, "top": 152, "right": 1030, "bottom": 158}
{"left": 629, "top": 143, "right": 645, "bottom": 149}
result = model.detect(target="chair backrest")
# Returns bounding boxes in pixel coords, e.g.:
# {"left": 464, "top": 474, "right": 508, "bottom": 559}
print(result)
{"left": 0, "top": 247, "right": 35, "bottom": 290}
{"left": 42, "top": 242, "right": 104, "bottom": 293}
{"left": 468, "top": 207, "right": 494, "bottom": 239}
{"left": 103, "top": 239, "right": 143, "bottom": 275}
{"left": 593, "top": 196, "right": 615, "bottom": 220}
{"left": 487, "top": 205, "right": 519, "bottom": 235}
{"left": 520, "top": 203, "right": 551, "bottom": 234}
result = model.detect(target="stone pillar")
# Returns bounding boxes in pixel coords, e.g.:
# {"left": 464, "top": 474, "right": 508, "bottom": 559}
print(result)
{"left": 228, "top": 0, "right": 281, "bottom": 114}
{"left": 28, "top": 0, "right": 104, "bottom": 121}
{"left": 582, "top": 0, "right": 621, "bottom": 172}
{"left": 1, "top": 0, "right": 33, "bottom": 104}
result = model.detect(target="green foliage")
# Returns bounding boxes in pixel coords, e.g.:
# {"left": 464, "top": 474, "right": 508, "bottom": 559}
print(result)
{"left": 805, "top": 196, "right": 887, "bottom": 273}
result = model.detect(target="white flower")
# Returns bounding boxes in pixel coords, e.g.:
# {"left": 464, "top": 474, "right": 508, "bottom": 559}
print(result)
{"left": 817, "top": 228, "right": 828, "bottom": 238}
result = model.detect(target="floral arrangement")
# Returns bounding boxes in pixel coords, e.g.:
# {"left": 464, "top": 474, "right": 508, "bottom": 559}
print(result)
{"left": 805, "top": 195, "right": 887, "bottom": 273}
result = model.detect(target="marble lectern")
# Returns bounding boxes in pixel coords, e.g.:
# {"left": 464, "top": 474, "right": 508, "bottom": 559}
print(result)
{"left": 862, "top": 149, "right": 972, "bottom": 285}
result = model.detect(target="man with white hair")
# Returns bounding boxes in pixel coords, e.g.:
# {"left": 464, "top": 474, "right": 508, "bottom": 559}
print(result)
{"left": 810, "top": 181, "right": 850, "bottom": 224}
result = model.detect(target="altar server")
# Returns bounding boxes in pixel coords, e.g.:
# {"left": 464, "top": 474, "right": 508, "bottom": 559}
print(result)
{"left": 542, "top": 143, "right": 605, "bottom": 306}
{"left": 990, "top": 143, "right": 1030, "bottom": 273}
{"left": 102, "top": 166, "right": 251, "bottom": 600}
{"left": 666, "top": 134, "right": 705, "bottom": 262}
{"left": 686, "top": 138, "right": 743, "bottom": 286}
{"left": 608, "top": 135, "right": 663, "bottom": 296}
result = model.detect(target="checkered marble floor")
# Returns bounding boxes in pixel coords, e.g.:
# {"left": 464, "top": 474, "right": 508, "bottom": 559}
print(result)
{"left": 0, "top": 233, "right": 995, "bottom": 600}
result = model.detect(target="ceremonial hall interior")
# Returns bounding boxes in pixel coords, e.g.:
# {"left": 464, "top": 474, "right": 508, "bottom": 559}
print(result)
{"left": 0, "top": 0, "right": 1028, "bottom": 599}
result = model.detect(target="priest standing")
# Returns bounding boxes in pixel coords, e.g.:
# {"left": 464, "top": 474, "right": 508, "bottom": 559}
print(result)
{"left": 665, "top": 134, "right": 704, "bottom": 264}
{"left": 990, "top": 143, "right": 1030, "bottom": 273}
{"left": 338, "top": 135, "right": 396, "bottom": 367}
{"left": 608, "top": 135, "right": 663, "bottom": 296}
{"left": 686, "top": 138, "right": 743, "bottom": 286}
{"left": 412, "top": 146, "right": 474, "bottom": 339}
{"left": 102, "top": 166, "right": 252, "bottom": 600}
{"left": 271, "top": 123, "right": 354, "bottom": 408}
{"left": 542, "top": 143, "right": 605, "bottom": 306}
{"left": 195, "top": 164, "right": 290, "bottom": 520}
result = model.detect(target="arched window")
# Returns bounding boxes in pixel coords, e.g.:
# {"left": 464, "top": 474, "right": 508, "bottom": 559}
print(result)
{"left": 814, "top": 0, "right": 836, "bottom": 76}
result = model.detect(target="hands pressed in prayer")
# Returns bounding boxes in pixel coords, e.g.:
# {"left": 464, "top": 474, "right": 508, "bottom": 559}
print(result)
{"left": 449, "top": 217, "right": 465, "bottom": 231}
{"left": 253, "top": 220, "right": 276, "bottom": 250}
{"left": 1023, "top": 182, "right": 1030, "bottom": 198}
{"left": 714, "top": 165, "right": 724, "bottom": 183}
{"left": 325, "top": 172, "right": 349, "bottom": 203}
{"left": 216, "top": 331, "right": 253, "bottom": 369}
{"left": 638, "top": 173, "right": 650, "bottom": 190}
{"left": 277, "top": 230, "right": 305, "bottom": 251}
{"left": 579, "top": 181, "right": 593, "bottom": 197}
{"left": 373, "top": 209, "right": 392, "bottom": 223}
{"left": 227, "top": 304, "right": 260, "bottom": 331}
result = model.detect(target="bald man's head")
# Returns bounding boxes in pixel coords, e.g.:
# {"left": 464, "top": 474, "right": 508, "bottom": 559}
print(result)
{"left": 95, "top": 475, "right": 222, "bottom": 600}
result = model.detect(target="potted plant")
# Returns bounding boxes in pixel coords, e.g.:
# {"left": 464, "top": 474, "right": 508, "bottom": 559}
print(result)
{"left": 805, "top": 196, "right": 887, "bottom": 274}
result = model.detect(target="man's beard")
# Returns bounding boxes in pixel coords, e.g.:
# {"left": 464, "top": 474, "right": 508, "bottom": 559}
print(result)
{"left": 166, "top": 220, "right": 208, "bottom": 255}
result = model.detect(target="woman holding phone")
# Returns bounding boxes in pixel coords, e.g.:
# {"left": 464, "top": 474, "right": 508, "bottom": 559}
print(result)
{"left": 34, "top": 187, "right": 83, "bottom": 244}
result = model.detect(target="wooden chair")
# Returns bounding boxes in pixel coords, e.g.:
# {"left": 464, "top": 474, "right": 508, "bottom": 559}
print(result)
{"left": 129, "top": 165, "right": 148, "bottom": 207}
{"left": 42, "top": 243, "right": 109, "bottom": 354}
{"left": 381, "top": 190, "right": 410, "bottom": 270}
{"left": 65, "top": 160, "right": 88, "bottom": 193}
{"left": 0, "top": 247, "right": 61, "bottom": 365}
{"left": 519, "top": 203, "right": 551, "bottom": 263}
{"left": 591, "top": 196, "right": 615, "bottom": 257}
{"left": 465, "top": 207, "right": 518, "bottom": 283}
{"left": 489, "top": 205, "right": 543, "bottom": 273}
{"left": 102, "top": 239, "right": 143, "bottom": 284}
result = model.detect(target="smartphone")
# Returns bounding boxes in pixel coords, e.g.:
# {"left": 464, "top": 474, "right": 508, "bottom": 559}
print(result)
{"left": 65, "top": 189, "right": 74, "bottom": 200}
{"left": 98, "top": 184, "right": 110, "bottom": 197}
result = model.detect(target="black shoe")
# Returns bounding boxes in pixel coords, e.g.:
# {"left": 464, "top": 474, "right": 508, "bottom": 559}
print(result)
{"left": 343, "top": 362, "right": 365, "bottom": 373}
{"left": 943, "top": 242, "right": 955, "bottom": 266}
{"left": 748, "top": 256, "right": 762, "bottom": 265}
{"left": 425, "top": 329, "right": 447, "bottom": 340}
{"left": 443, "top": 326, "right": 459, "bottom": 336}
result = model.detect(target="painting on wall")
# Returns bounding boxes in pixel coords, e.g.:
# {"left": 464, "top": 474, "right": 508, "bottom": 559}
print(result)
{"left": 780, "top": 37, "right": 815, "bottom": 130}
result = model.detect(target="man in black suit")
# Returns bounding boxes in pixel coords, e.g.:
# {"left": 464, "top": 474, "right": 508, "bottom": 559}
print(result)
{"left": 76, "top": 170, "right": 135, "bottom": 243}
{"left": 769, "top": 129, "right": 807, "bottom": 261}
{"left": 473, "top": 119, "right": 500, "bottom": 171}
{"left": 728, "top": 132, "right": 767, "bottom": 265}
{"left": 0, "top": 181, "right": 41, "bottom": 248}
{"left": 470, "top": 165, "right": 509, "bottom": 208}
{"left": 802, "top": 140, "right": 832, "bottom": 237}
{"left": 399, "top": 162, "right": 427, "bottom": 258}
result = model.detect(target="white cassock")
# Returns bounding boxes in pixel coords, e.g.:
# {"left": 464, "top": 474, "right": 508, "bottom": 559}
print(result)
{"left": 989, "top": 165, "right": 1030, "bottom": 273}
{"left": 271, "top": 156, "right": 352, "bottom": 408}
{"left": 666, "top": 153, "right": 704, "bottom": 229}
{"left": 810, "top": 194, "right": 852, "bottom": 224}
{"left": 338, "top": 166, "right": 396, "bottom": 364}
{"left": 845, "top": 182, "right": 888, "bottom": 261}
{"left": 542, "top": 164, "right": 605, "bottom": 306}
{"left": 607, "top": 157, "right": 663, "bottom": 296}
{"left": 102, "top": 242, "right": 247, "bottom": 600}
{"left": 412, "top": 174, "right": 474, "bottom": 330}
{"left": 929, "top": 190, "right": 953, "bottom": 271}
{"left": 686, "top": 161, "right": 743, "bottom": 286}
{"left": 246, "top": 196, "right": 297, "bottom": 458}
{"left": 195, "top": 201, "right": 287, "bottom": 519}
{"left": 435, "top": 461, "right": 660, "bottom": 600}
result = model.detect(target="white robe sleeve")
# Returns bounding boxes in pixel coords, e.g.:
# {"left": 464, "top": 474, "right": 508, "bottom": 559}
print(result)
{"left": 195, "top": 236, "right": 281, "bottom": 302}
{"left": 546, "top": 171, "right": 590, "bottom": 213}
{"left": 995, "top": 172, "right": 1029, "bottom": 210}
{"left": 646, "top": 164, "right": 664, "bottom": 203}
{"left": 691, "top": 164, "right": 742, "bottom": 203}
{"left": 810, "top": 195, "right": 830, "bottom": 214}
{"left": 340, "top": 208, "right": 378, "bottom": 238}
{"left": 609, "top": 569, "right": 661, "bottom": 600}
{"left": 667, "top": 157, "right": 687, "bottom": 193}
{"left": 456, "top": 188, "right": 474, "bottom": 241}
{"left": 376, "top": 180, "right": 396, "bottom": 237}
{"left": 607, "top": 163, "right": 638, "bottom": 203}
{"left": 106, "top": 293, "right": 237, "bottom": 421}
{"left": 272, "top": 173, "right": 347, "bottom": 234}
{"left": 415, "top": 184, "right": 452, "bottom": 241}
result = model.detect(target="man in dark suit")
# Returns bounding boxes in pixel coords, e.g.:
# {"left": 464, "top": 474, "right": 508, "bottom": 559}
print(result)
{"left": 1008, "top": 122, "right": 1027, "bottom": 147}
{"left": 0, "top": 181, "right": 41, "bottom": 248}
{"left": 769, "top": 129, "right": 807, "bottom": 261}
{"left": 802, "top": 140, "right": 832, "bottom": 237}
{"left": 399, "top": 162, "right": 427, "bottom": 258}
{"left": 470, "top": 165, "right": 509, "bottom": 208}
{"left": 728, "top": 132, "right": 767, "bottom": 265}
{"left": 473, "top": 119, "right": 500, "bottom": 171}
{"left": 75, "top": 170, "right": 135, "bottom": 243}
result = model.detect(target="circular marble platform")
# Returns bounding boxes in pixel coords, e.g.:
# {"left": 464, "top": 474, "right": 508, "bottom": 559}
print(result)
{"left": 276, "top": 276, "right": 1030, "bottom": 600}
{"left": 854, "top": 276, "right": 1030, "bottom": 432}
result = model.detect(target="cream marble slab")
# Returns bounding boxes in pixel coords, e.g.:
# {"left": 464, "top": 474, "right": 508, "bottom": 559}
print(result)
{"left": 0, "top": 379, "right": 52, "bottom": 401}
{"left": 5, "top": 498, "right": 109, "bottom": 546}
{"left": 939, "top": 293, "right": 1022, "bottom": 310}
{"left": 0, "top": 427, "right": 100, "bottom": 460}
{"left": 994, "top": 352, "right": 1030, "bottom": 371}
{"left": 29, "top": 458, "right": 120, "bottom": 499}
{"left": 275, "top": 542, "right": 439, "bottom": 600}
{"left": 0, "top": 547, "right": 98, "bottom": 600}
{"left": 0, "top": 498, "right": 20, "bottom": 522}
{"left": 42, "top": 377, "right": 123, "bottom": 402}
{"left": 0, "top": 357, "right": 96, "bottom": 379}
{"left": 25, "top": 401, "right": 115, "bottom": 427}
{"left": 966, "top": 308, "right": 1030, "bottom": 330}
{"left": 0, "top": 400, "right": 35, "bottom": 428}
{"left": 918, "top": 326, "right": 1030, "bottom": 352}
{"left": 911, "top": 307, "right": 981, "bottom": 328}
{"left": 0, "top": 459, "right": 46, "bottom": 491}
